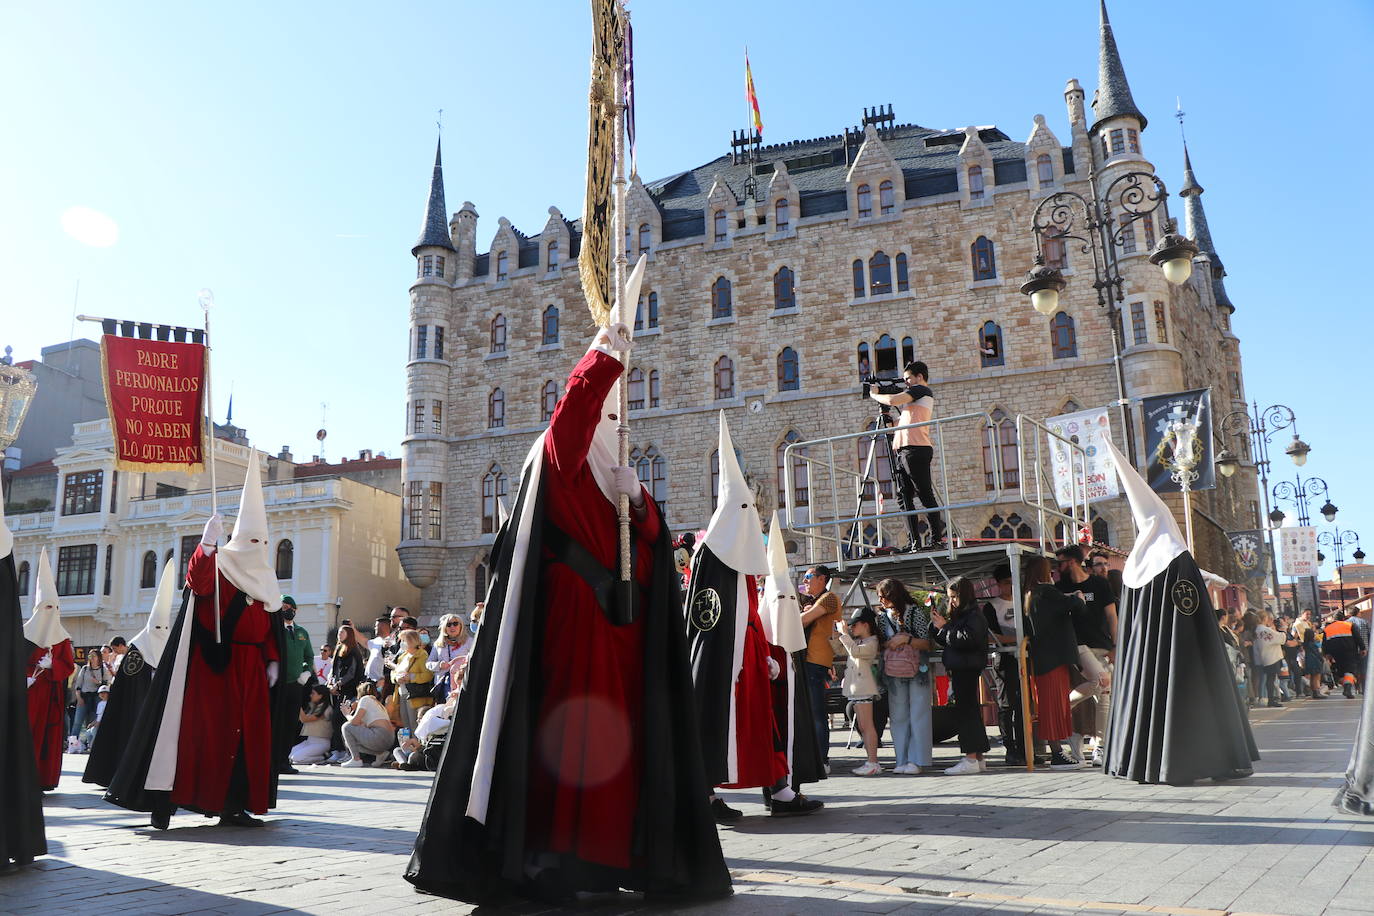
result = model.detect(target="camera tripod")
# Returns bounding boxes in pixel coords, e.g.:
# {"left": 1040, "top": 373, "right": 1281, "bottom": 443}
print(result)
{"left": 844, "top": 402, "right": 920, "bottom": 556}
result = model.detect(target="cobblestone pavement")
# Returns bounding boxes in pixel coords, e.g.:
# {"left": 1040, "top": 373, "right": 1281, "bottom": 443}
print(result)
{"left": 3, "top": 696, "right": 1372, "bottom": 916}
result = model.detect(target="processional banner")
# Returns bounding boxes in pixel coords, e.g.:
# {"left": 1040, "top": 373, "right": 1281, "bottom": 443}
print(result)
{"left": 100, "top": 331, "right": 207, "bottom": 472}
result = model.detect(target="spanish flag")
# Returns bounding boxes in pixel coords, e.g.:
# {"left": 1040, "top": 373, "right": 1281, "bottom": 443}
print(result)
{"left": 745, "top": 49, "right": 763, "bottom": 139}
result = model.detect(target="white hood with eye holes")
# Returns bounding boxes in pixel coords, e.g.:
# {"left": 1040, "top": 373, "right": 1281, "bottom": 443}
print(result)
{"left": 216, "top": 449, "right": 282, "bottom": 611}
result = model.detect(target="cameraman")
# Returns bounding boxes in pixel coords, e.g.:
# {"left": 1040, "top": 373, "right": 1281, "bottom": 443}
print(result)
{"left": 868, "top": 361, "right": 944, "bottom": 550}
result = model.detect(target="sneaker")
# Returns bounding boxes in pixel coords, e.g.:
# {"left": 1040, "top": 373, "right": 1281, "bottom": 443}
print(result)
{"left": 852, "top": 762, "right": 882, "bottom": 776}
{"left": 1090, "top": 749, "right": 1104, "bottom": 767}
{"left": 1049, "top": 752, "right": 1084, "bottom": 770}
{"left": 978, "top": 759, "right": 988, "bottom": 772}
{"left": 340, "top": 759, "right": 365, "bottom": 768}
{"left": 943, "top": 758, "right": 981, "bottom": 776}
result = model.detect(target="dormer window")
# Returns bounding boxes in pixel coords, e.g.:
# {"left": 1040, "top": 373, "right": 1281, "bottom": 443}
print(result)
{"left": 856, "top": 184, "right": 872, "bottom": 218}
{"left": 775, "top": 198, "right": 790, "bottom": 232}
{"left": 546, "top": 240, "right": 559, "bottom": 272}
{"left": 1036, "top": 154, "right": 1054, "bottom": 187}
{"left": 496, "top": 250, "right": 509, "bottom": 281}
{"left": 713, "top": 210, "right": 727, "bottom": 242}
{"left": 967, "top": 165, "right": 984, "bottom": 200}
{"left": 878, "top": 180, "right": 894, "bottom": 215}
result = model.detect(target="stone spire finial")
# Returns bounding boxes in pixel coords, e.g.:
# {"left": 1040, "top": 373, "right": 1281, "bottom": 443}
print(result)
{"left": 1178, "top": 145, "right": 1233, "bottom": 312}
{"left": 1091, "top": 0, "right": 1148, "bottom": 133}
{"left": 413, "top": 138, "right": 456, "bottom": 256}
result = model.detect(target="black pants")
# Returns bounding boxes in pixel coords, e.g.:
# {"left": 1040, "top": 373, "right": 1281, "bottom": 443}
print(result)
{"left": 275, "top": 681, "right": 304, "bottom": 769}
{"left": 949, "top": 668, "right": 990, "bottom": 755}
{"left": 987, "top": 656, "right": 1023, "bottom": 758}
{"left": 894, "top": 445, "right": 943, "bottom": 543}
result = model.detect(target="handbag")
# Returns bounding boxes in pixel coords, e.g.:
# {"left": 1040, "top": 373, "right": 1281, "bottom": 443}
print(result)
{"left": 882, "top": 642, "right": 919, "bottom": 678}
{"left": 397, "top": 682, "right": 413, "bottom": 702}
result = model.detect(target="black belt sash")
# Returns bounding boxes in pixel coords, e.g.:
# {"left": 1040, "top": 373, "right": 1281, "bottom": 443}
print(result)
{"left": 191, "top": 589, "right": 251, "bottom": 673}
{"left": 543, "top": 522, "right": 641, "bottom": 626}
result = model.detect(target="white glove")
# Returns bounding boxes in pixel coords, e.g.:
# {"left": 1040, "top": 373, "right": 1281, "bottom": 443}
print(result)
{"left": 37, "top": 653, "right": 52, "bottom": 669}
{"left": 591, "top": 322, "right": 633, "bottom": 355}
{"left": 26, "top": 677, "right": 35, "bottom": 688}
{"left": 296, "top": 670, "right": 311, "bottom": 686}
{"left": 610, "top": 466, "right": 645, "bottom": 508}
{"left": 766, "top": 656, "right": 781, "bottom": 680}
{"left": 266, "top": 660, "right": 279, "bottom": 687}
{"left": 201, "top": 513, "right": 224, "bottom": 551}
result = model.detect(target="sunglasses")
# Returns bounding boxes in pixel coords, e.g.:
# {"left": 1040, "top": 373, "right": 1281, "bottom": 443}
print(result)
{"left": 445, "top": 622, "right": 461, "bottom": 628}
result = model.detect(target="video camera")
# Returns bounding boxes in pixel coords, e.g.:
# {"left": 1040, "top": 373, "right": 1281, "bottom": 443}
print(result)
{"left": 860, "top": 374, "right": 904, "bottom": 400}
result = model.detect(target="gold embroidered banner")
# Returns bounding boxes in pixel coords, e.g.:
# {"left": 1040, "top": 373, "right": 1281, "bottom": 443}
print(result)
{"left": 578, "top": 0, "right": 623, "bottom": 327}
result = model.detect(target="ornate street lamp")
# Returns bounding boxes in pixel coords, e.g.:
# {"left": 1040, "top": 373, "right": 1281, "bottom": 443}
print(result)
{"left": 0, "top": 355, "right": 38, "bottom": 452}
{"left": 1215, "top": 447, "right": 1241, "bottom": 478}
{"left": 1320, "top": 500, "right": 1338, "bottom": 523}
{"left": 1319, "top": 528, "right": 1362, "bottom": 612}
{"left": 1285, "top": 436, "right": 1311, "bottom": 467}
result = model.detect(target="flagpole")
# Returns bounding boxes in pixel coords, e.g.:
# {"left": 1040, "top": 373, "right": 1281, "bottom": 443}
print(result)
{"left": 613, "top": 0, "right": 632, "bottom": 595}
{"left": 198, "top": 289, "right": 222, "bottom": 642}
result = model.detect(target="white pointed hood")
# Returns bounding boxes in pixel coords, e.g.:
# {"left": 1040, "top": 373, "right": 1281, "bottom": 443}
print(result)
{"left": 24, "top": 547, "right": 70, "bottom": 648}
{"left": 216, "top": 449, "right": 282, "bottom": 611}
{"left": 129, "top": 559, "right": 178, "bottom": 667}
{"left": 0, "top": 496, "right": 13, "bottom": 558}
{"left": 701, "top": 412, "right": 769, "bottom": 575}
{"left": 1104, "top": 438, "right": 1188, "bottom": 588}
{"left": 761, "top": 512, "right": 807, "bottom": 652}
{"left": 585, "top": 255, "right": 647, "bottom": 505}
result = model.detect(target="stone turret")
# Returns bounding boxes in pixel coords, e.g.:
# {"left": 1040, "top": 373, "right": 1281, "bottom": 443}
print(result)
{"left": 1179, "top": 145, "right": 1235, "bottom": 314}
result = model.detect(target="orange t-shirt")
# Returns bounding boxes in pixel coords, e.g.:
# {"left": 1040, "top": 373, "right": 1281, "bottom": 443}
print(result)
{"left": 804, "top": 592, "right": 843, "bottom": 667}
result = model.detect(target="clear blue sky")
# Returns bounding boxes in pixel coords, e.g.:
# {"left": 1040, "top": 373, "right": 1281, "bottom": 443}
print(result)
{"left": 2, "top": 1, "right": 1371, "bottom": 579}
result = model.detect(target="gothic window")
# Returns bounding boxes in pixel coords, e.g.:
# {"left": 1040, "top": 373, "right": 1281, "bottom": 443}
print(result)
{"left": 1037, "top": 153, "right": 1054, "bottom": 187}
{"left": 879, "top": 179, "right": 895, "bottom": 215}
{"left": 1051, "top": 311, "right": 1078, "bottom": 359}
{"left": 982, "top": 408, "right": 1020, "bottom": 490}
{"left": 474, "top": 555, "right": 489, "bottom": 604}
{"left": 415, "top": 325, "right": 428, "bottom": 359}
{"left": 967, "top": 165, "right": 984, "bottom": 200}
{"left": 1110, "top": 129, "right": 1125, "bottom": 155}
{"left": 480, "top": 466, "right": 508, "bottom": 534}
{"left": 1062, "top": 399, "right": 1082, "bottom": 413}
{"left": 635, "top": 291, "right": 660, "bottom": 331}
{"left": 980, "top": 321, "right": 1004, "bottom": 367}
{"left": 1092, "top": 511, "right": 1110, "bottom": 545}
{"left": 546, "top": 240, "right": 559, "bottom": 272}
{"left": 777, "top": 430, "right": 809, "bottom": 507}
{"left": 713, "top": 210, "right": 728, "bottom": 242}
{"left": 490, "top": 314, "right": 507, "bottom": 353}
{"left": 431, "top": 400, "right": 443, "bottom": 435}
{"left": 1153, "top": 301, "right": 1169, "bottom": 343}
{"left": 856, "top": 183, "right": 872, "bottom": 218}
{"left": 17, "top": 560, "right": 30, "bottom": 595}
{"left": 434, "top": 326, "right": 445, "bottom": 359}
{"left": 856, "top": 342, "right": 871, "bottom": 377}
{"left": 488, "top": 388, "right": 505, "bottom": 428}
{"left": 711, "top": 277, "right": 732, "bottom": 319}
{"left": 777, "top": 347, "right": 800, "bottom": 392}
{"left": 541, "top": 380, "right": 559, "bottom": 422}
{"left": 971, "top": 236, "right": 997, "bottom": 280}
{"left": 627, "top": 368, "right": 646, "bottom": 410}
{"left": 648, "top": 370, "right": 661, "bottom": 408}
{"left": 56, "top": 544, "right": 97, "bottom": 596}
{"left": 874, "top": 334, "right": 898, "bottom": 378}
{"left": 869, "top": 251, "right": 892, "bottom": 295}
{"left": 901, "top": 336, "right": 915, "bottom": 368}
{"left": 649, "top": 448, "right": 667, "bottom": 508}
{"left": 852, "top": 259, "right": 865, "bottom": 298}
{"left": 496, "top": 250, "right": 509, "bottom": 281}
{"left": 428, "top": 482, "right": 443, "bottom": 540}
{"left": 638, "top": 223, "right": 651, "bottom": 255}
{"left": 647, "top": 291, "right": 659, "bottom": 328}
{"left": 982, "top": 513, "right": 1033, "bottom": 540}
{"left": 542, "top": 305, "right": 559, "bottom": 345}
{"left": 859, "top": 420, "right": 895, "bottom": 500}
{"left": 775, "top": 198, "right": 790, "bottom": 232}
{"left": 140, "top": 550, "right": 158, "bottom": 588}
{"left": 1127, "top": 128, "right": 1140, "bottom": 154}
{"left": 713, "top": 356, "right": 734, "bottom": 400}
{"left": 1130, "top": 301, "right": 1147, "bottom": 345}
{"left": 773, "top": 267, "right": 796, "bottom": 310}
{"left": 62, "top": 470, "right": 103, "bottom": 516}
{"left": 895, "top": 253, "right": 909, "bottom": 292}
{"left": 276, "top": 540, "right": 294, "bottom": 579}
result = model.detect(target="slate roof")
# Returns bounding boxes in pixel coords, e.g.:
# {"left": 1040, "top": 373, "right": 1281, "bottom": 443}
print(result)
{"left": 1178, "top": 145, "right": 1233, "bottom": 312}
{"left": 1091, "top": 0, "right": 1147, "bottom": 133}
{"left": 413, "top": 139, "right": 456, "bottom": 255}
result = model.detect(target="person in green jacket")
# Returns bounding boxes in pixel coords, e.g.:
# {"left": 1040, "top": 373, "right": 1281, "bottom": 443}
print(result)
{"left": 275, "top": 596, "right": 314, "bottom": 775}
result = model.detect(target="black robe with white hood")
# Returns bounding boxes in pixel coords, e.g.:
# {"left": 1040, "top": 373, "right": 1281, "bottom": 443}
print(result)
{"left": 0, "top": 501, "right": 45, "bottom": 866}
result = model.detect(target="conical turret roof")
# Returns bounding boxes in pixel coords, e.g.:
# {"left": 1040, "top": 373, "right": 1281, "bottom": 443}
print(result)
{"left": 413, "top": 138, "right": 456, "bottom": 256}
{"left": 1091, "top": 1, "right": 1148, "bottom": 134}
{"left": 1178, "top": 144, "right": 1234, "bottom": 312}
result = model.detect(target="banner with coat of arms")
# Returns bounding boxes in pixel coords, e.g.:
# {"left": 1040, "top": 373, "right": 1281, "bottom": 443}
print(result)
{"left": 1045, "top": 406, "right": 1119, "bottom": 507}
{"left": 1227, "top": 529, "right": 1269, "bottom": 582}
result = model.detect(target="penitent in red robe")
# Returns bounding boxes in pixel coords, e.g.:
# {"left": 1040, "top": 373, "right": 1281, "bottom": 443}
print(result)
{"left": 525, "top": 348, "right": 661, "bottom": 871}
{"left": 26, "top": 640, "right": 74, "bottom": 790}
{"left": 172, "top": 545, "right": 279, "bottom": 815}
{"left": 720, "top": 579, "right": 787, "bottom": 790}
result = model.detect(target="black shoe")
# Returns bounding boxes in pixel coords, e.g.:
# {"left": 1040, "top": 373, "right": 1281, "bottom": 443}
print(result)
{"left": 761, "top": 787, "right": 772, "bottom": 811}
{"left": 1267, "top": 700, "right": 1282, "bottom": 708}
{"left": 710, "top": 798, "right": 742, "bottom": 823}
{"left": 770, "top": 794, "right": 824, "bottom": 817}
{"left": 218, "top": 810, "right": 263, "bottom": 827}
{"left": 1345, "top": 685, "right": 1356, "bottom": 698}
{"left": 1003, "top": 754, "right": 1027, "bottom": 767}
{"left": 150, "top": 810, "right": 171, "bottom": 831}
{"left": 278, "top": 766, "right": 300, "bottom": 775}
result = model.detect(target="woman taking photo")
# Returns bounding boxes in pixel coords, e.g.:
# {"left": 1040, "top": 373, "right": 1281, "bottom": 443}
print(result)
{"left": 1022, "top": 556, "right": 1086, "bottom": 769}
{"left": 290, "top": 685, "right": 334, "bottom": 766}
{"left": 389, "top": 629, "right": 435, "bottom": 734}
{"left": 835, "top": 608, "right": 883, "bottom": 776}
{"left": 930, "top": 576, "right": 990, "bottom": 775}
{"left": 426, "top": 613, "right": 471, "bottom": 704}
{"left": 326, "top": 625, "right": 365, "bottom": 761}
{"left": 875, "top": 578, "right": 933, "bottom": 774}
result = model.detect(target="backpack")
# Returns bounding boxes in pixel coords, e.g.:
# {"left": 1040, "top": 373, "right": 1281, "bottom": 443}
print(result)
{"left": 882, "top": 642, "right": 919, "bottom": 678}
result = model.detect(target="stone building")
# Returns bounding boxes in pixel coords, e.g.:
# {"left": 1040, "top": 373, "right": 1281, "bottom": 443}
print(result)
{"left": 398, "top": 3, "right": 1258, "bottom": 609}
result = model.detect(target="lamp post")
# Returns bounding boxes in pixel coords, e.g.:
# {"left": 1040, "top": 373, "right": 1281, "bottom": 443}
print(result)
{"left": 1270, "top": 474, "right": 1335, "bottom": 616}
{"left": 1318, "top": 528, "right": 1362, "bottom": 614}
{"left": 1020, "top": 170, "right": 1198, "bottom": 466}
{"left": 1215, "top": 403, "right": 1306, "bottom": 616}
{"left": 0, "top": 352, "right": 39, "bottom": 501}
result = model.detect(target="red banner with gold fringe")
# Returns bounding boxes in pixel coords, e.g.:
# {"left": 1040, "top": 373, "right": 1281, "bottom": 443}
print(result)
{"left": 100, "top": 334, "right": 207, "bottom": 471}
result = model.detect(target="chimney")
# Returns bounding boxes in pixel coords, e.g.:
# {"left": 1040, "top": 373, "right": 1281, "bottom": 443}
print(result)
{"left": 278, "top": 445, "right": 293, "bottom": 463}
{"left": 358, "top": 449, "right": 373, "bottom": 461}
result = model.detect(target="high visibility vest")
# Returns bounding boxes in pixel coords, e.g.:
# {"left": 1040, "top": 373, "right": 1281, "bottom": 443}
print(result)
{"left": 1325, "top": 620, "right": 1354, "bottom": 640}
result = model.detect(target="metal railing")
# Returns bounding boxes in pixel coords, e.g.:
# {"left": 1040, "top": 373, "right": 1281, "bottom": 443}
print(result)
{"left": 1015, "top": 414, "right": 1091, "bottom": 554}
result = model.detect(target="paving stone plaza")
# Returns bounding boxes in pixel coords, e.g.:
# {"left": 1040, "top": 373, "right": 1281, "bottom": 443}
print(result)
{"left": 4, "top": 696, "right": 1371, "bottom": 916}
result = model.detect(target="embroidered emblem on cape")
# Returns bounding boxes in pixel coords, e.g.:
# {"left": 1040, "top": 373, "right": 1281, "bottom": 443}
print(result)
{"left": 691, "top": 587, "right": 722, "bottom": 632}
{"left": 121, "top": 648, "right": 146, "bottom": 677}
{"left": 1171, "top": 579, "right": 1199, "bottom": 616}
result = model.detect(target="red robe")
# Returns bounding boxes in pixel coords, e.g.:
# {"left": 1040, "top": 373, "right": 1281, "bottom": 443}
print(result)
{"left": 172, "top": 545, "right": 279, "bottom": 815}
{"left": 526, "top": 348, "right": 660, "bottom": 871}
{"left": 26, "top": 640, "right": 74, "bottom": 789}
{"left": 719, "top": 579, "right": 788, "bottom": 790}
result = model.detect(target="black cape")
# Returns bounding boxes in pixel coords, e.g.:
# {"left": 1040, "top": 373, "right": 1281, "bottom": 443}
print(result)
{"left": 1, "top": 553, "right": 46, "bottom": 866}
{"left": 1105, "top": 552, "right": 1258, "bottom": 785}
{"left": 685, "top": 545, "right": 746, "bottom": 787}
{"left": 404, "top": 473, "right": 730, "bottom": 905}
{"left": 82, "top": 644, "right": 156, "bottom": 788}
{"left": 1335, "top": 643, "right": 1374, "bottom": 815}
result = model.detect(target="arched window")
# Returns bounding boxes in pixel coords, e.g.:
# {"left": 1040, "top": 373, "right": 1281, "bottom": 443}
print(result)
{"left": 648, "top": 369, "right": 661, "bottom": 408}
{"left": 869, "top": 251, "right": 892, "bottom": 295}
{"left": 480, "top": 466, "right": 509, "bottom": 534}
{"left": 982, "top": 513, "right": 1033, "bottom": 540}
{"left": 901, "top": 336, "right": 916, "bottom": 368}
{"left": 856, "top": 183, "right": 872, "bottom": 218}
{"left": 773, "top": 267, "right": 796, "bottom": 311}
{"left": 165, "top": 548, "right": 174, "bottom": 567}
{"left": 777, "top": 347, "right": 800, "bottom": 391}
{"left": 546, "top": 240, "right": 559, "bottom": 272}
{"left": 967, "top": 165, "right": 984, "bottom": 200}
{"left": 17, "top": 560, "right": 30, "bottom": 596}
{"left": 1062, "top": 399, "right": 1082, "bottom": 414}
{"left": 627, "top": 367, "right": 646, "bottom": 410}
{"left": 859, "top": 420, "right": 895, "bottom": 500}
{"left": 649, "top": 447, "right": 667, "bottom": 508}
{"left": 495, "top": 250, "right": 509, "bottom": 281}
{"left": 1051, "top": 311, "right": 1077, "bottom": 359}
{"left": 275, "top": 539, "right": 294, "bottom": 579}
{"left": 713, "top": 209, "right": 728, "bottom": 242}
{"left": 980, "top": 321, "right": 1004, "bottom": 367}
{"left": 775, "top": 198, "right": 790, "bottom": 232}
{"left": 713, "top": 356, "right": 735, "bottom": 400}
{"left": 1036, "top": 153, "right": 1054, "bottom": 187}
{"left": 638, "top": 223, "right": 651, "bottom": 255}
{"left": 777, "top": 430, "right": 810, "bottom": 508}
{"left": 140, "top": 551, "right": 158, "bottom": 588}
{"left": 474, "top": 555, "right": 489, "bottom": 604}
{"left": 541, "top": 380, "right": 559, "bottom": 422}
{"left": 488, "top": 388, "right": 505, "bottom": 428}
{"left": 1092, "top": 511, "right": 1110, "bottom": 545}
{"left": 711, "top": 277, "right": 732, "bottom": 319}
{"left": 895, "top": 253, "right": 909, "bottom": 292}
{"left": 541, "top": 305, "right": 559, "bottom": 345}
{"left": 852, "top": 259, "right": 865, "bottom": 298}
{"left": 856, "top": 342, "right": 871, "bottom": 377}
{"left": 646, "top": 291, "right": 659, "bottom": 328}
{"left": 982, "top": 408, "right": 1020, "bottom": 490}
{"left": 879, "top": 179, "right": 895, "bottom": 215}
{"left": 874, "top": 334, "right": 898, "bottom": 378}
{"left": 971, "top": 236, "right": 997, "bottom": 280}
{"left": 490, "top": 314, "right": 507, "bottom": 353}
